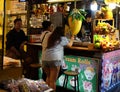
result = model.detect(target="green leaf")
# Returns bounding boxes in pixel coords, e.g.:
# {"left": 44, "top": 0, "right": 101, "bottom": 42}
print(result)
{"left": 68, "top": 8, "right": 86, "bottom": 21}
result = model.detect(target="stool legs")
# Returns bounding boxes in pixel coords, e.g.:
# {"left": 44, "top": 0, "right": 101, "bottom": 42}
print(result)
{"left": 74, "top": 76, "right": 76, "bottom": 92}
{"left": 63, "top": 75, "right": 68, "bottom": 88}
{"left": 77, "top": 75, "right": 79, "bottom": 92}
{"left": 63, "top": 75, "right": 80, "bottom": 92}
{"left": 74, "top": 76, "right": 79, "bottom": 92}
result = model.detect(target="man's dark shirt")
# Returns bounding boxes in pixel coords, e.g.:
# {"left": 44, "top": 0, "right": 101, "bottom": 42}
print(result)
{"left": 83, "top": 21, "right": 92, "bottom": 33}
{"left": 77, "top": 20, "right": 92, "bottom": 38}
{"left": 6, "top": 28, "right": 27, "bottom": 51}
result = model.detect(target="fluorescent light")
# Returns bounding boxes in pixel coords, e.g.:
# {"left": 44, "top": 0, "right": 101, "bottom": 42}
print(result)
{"left": 90, "top": 1, "right": 98, "bottom": 11}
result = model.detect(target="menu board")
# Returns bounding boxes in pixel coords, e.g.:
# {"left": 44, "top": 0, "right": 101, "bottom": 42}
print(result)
{"left": 101, "top": 50, "right": 120, "bottom": 92}
{"left": 9, "top": 0, "right": 27, "bottom": 14}
{"left": 56, "top": 55, "right": 100, "bottom": 92}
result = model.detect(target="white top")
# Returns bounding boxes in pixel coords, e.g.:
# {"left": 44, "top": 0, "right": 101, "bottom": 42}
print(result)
{"left": 42, "top": 35, "right": 69, "bottom": 61}
{"left": 40, "top": 31, "right": 52, "bottom": 51}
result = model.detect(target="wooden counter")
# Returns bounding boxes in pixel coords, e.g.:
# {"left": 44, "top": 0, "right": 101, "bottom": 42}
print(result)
{"left": 27, "top": 42, "right": 120, "bottom": 92}
{"left": 27, "top": 42, "right": 102, "bottom": 80}
{"left": 27, "top": 42, "right": 104, "bottom": 66}
{"left": 27, "top": 42, "right": 100, "bottom": 51}
{"left": 27, "top": 42, "right": 102, "bottom": 58}
{"left": 27, "top": 42, "right": 101, "bottom": 55}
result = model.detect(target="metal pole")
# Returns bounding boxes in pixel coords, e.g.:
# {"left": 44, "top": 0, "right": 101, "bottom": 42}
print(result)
{"left": 74, "top": 0, "right": 76, "bottom": 9}
{"left": 115, "top": 7, "right": 118, "bottom": 28}
{"left": 1, "top": 0, "right": 6, "bottom": 69}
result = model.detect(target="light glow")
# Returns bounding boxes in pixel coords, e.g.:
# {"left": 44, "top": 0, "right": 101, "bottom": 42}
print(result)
{"left": 108, "top": 3, "right": 116, "bottom": 10}
{"left": 90, "top": 1, "right": 98, "bottom": 11}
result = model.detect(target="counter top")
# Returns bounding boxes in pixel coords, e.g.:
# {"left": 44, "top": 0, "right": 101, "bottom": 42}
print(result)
{"left": 27, "top": 42, "right": 100, "bottom": 52}
{"left": 27, "top": 42, "right": 42, "bottom": 46}
{"left": 68, "top": 46, "right": 100, "bottom": 51}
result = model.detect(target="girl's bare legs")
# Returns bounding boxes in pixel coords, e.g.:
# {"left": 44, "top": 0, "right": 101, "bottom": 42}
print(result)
{"left": 43, "top": 67, "right": 50, "bottom": 85}
{"left": 49, "top": 66, "right": 60, "bottom": 90}
{"left": 43, "top": 66, "right": 60, "bottom": 90}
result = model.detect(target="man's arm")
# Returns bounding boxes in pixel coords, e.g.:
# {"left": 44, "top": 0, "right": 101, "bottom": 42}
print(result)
{"left": 19, "top": 41, "right": 27, "bottom": 50}
{"left": 10, "top": 46, "right": 20, "bottom": 57}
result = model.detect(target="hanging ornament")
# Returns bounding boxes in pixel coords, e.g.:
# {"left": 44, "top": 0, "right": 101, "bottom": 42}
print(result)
{"left": 68, "top": 0, "right": 86, "bottom": 35}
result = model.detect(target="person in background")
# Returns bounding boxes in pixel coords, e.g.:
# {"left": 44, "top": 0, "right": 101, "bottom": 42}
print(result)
{"left": 84, "top": 13, "right": 92, "bottom": 35}
{"left": 77, "top": 13, "right": 92, "bottom": 41}
{"left": 40, "top": 21, "right": 54, "bottom": 43}
{"left": 40, "top": 20, "right": 54, "bottom": 81}
{"left": 41, "top": 26, "right": 74, "bottom": 90}
{"left": 6, "top": 18, "right": 32, "bottom": 78}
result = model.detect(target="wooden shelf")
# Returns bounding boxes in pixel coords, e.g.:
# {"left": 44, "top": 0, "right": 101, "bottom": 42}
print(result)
{"left": 7, "top": 13, "right": 27, "bottom": 16}
{"left": 7, "top": 25, "right": 27, "bottom": 28}
{"left": 93, "top": 19, "right": 114, "bottom": 27}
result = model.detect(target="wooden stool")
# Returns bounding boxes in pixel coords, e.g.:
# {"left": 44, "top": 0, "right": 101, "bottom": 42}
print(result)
{"left": 63, "top": 70, "right": 79, "bottom": 92}
{"left": 29, "top": 63, "right": 42, "bottom": 79}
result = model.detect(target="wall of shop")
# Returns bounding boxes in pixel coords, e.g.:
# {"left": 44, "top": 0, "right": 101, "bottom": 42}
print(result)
{"left": 0, "top": 0, "right": 4, "bottom": 49}
{"left": 0, "top": 0, "right": 4, "bottom": 69}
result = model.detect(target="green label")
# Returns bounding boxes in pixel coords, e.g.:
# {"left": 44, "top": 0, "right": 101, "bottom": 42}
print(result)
{"left": 38, "top": 51, "right": 99, "bottom": 92}
{"left": 56, "top": 55, "right": 99, "bottom": 92}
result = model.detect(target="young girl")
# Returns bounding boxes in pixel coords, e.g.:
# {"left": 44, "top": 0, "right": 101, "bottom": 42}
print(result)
{"left": 41, "top": 26, "right": 74, "bottom": 90}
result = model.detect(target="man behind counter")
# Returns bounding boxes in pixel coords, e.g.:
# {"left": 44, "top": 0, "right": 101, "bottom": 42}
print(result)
{"left": 6, "top": 18, "right": 32, "bottom": 78}
{"left": 77, "top": 13, "right": 92, "bottom": 41}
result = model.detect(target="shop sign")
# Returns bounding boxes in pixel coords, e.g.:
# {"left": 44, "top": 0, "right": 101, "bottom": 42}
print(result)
{"left": 101, "top": 50, "right": 120, "bottom": 92}
{"left": 56, "top": 55, "right": 99, "bottom": 92}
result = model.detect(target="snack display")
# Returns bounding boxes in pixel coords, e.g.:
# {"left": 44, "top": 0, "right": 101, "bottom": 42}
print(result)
{"left": 93, "top": 19, "right": 120, "bottom": 51}
{"left": 0, "top": 78, "right": 53, "bottom": 92}
{"left": 3, "top": 56, "right": 21, "bottom": 69}
{"left": 95, "top": 5, "right": 113, "bottom": 19}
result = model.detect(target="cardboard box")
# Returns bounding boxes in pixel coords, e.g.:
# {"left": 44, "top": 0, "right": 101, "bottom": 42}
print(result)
{"left": 0, "top": 67, "right": 23, "bottom": 81}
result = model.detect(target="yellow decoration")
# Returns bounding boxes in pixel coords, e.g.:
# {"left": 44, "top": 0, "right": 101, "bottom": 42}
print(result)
{"left": 0, "top": 27, "right": 2, "bottom": 35}
{"left": 104, "top": 11, "right": 113, "bottom": 19}
{"left": 67, "top": 0, "right": 86, "bottom": 35}
{"left": 68, "top": 8, "right": 86, "bottom": 35}
{"left": 68, "top": 16, "right": 82, "bottom": 35}
{"left": 104, "top": 0, "right": 120, "bottom": 4}
{"left": 101, "top": 6, "right": 113, "bottom": 19}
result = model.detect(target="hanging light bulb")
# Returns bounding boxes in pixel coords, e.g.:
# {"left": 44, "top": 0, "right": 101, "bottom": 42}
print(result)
{"left": 108, "top": 3, "right": 116, "bottom": 10}
{"left": 90, "top": 0, "right": 98, "bottom": 11}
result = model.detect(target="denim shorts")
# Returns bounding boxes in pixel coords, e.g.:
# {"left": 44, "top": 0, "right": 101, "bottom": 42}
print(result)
{"left": 42, "top": 60, "right": 61, "bottom": 68}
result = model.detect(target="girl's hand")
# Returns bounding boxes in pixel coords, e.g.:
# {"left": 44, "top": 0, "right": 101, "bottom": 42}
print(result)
{"left": 71, "top": 35, "right": 74, "bottom": 40}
